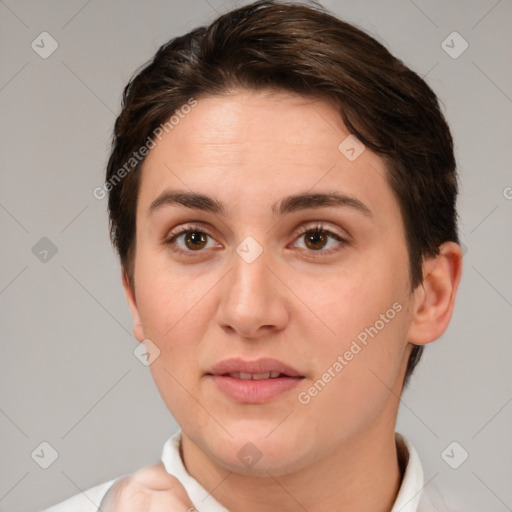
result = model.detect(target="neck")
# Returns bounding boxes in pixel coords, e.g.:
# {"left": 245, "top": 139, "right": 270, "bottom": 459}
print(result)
{"left": 181, "top": 413, "right": 404, "bottom": 512}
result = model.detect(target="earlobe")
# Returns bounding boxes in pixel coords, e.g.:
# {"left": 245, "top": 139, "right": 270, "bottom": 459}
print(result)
{"left": 406, "top": 242, "right": 463, "bottom": 346}
{"left": 121, "top": 268, "right": 145, "bottom": 342}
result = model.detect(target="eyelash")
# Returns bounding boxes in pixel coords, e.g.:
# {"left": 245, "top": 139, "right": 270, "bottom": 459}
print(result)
{"left": 163, "top": 222, "right": 350, "bottom": 259}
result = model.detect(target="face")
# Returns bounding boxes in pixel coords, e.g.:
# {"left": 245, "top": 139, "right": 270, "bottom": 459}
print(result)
{"left": 124, "top": 89, "right": 418, "bottom": 476}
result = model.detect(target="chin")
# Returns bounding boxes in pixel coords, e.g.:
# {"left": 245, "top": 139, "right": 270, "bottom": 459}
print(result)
{"left": 205, "top": 428, "right": 314, "bottom": 477}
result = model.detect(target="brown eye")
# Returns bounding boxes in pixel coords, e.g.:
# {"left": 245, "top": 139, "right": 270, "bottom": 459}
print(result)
{"left": 292, "top": 223, "right": 349, "bottom": 257}
{"left": 164, "top": 223, "right": 221, "bottom": 257}
{"left": 183, "top": 231, "right": 208, "bottom": 250}
{"left": 303, "top": 228, "right": 329, "bottom": 250}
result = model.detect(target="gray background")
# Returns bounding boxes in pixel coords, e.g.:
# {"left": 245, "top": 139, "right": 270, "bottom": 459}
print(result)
{"left": 1, "top": 0, "right": 511, "bottom": 510}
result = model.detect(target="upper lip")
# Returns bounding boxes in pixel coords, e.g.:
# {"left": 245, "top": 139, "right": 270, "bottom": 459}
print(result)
{"left": 208, "top": 358, "right": 304, "bottom": 377}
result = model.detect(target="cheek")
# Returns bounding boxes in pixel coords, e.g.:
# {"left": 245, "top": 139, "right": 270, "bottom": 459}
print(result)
{"left": 135, "top": 255, "right": 215, "bottom": 341}
{"left": 292, "top": 257, "right": 410, "bottom": 416}
{"left": 133, "top": 267, "right": 212, "bottom": 421}
{"left": 296, "top": 311, "right": 409, "bottom": 444}
{"left": 148, "top": 363, "right": 208, "bottom": 435}
{"left": 293, "top": 258, "right": 407, "bottom": 351}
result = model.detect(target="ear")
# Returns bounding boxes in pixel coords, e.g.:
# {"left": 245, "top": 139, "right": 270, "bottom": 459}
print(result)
{"left": 121, "top": 268, "right": 145, "bottom": 343}
{"left": 406, "top": 241, "right": 463, "bottom": 346}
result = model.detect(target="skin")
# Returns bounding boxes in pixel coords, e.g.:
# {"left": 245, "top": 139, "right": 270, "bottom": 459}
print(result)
{"left": 118, "top": 89, "right": 463, "bottom": 512}
{"left": 100, "top": 462, "right": 196, "bottom": 511}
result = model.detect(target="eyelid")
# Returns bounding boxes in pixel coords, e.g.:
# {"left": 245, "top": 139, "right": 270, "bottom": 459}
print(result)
{"left": 164, "top": 221, "right": 350, "bottom": 258}
{"left": 287, "top": 222, "right": 350, "bottom": 257}
{"left": 163, "top": 223, "right": 221, "bottom": 254}
{"left": 290, "top": 221, "right": 350, "bottom": 242}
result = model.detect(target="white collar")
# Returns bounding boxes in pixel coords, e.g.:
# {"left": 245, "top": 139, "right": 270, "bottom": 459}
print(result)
{"left": 161, "top": 430, "right": 426, "bottom": 512}
{"left": 391, "top": 433, "right": 425, "bottom": 511}
{"left": 161, "top": 430, "right": 230, "bottom": 512}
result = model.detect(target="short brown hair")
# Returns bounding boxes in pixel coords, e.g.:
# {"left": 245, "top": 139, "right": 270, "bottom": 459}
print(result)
{"left": 105, "top": 0, "right": 459, "bottom": 386}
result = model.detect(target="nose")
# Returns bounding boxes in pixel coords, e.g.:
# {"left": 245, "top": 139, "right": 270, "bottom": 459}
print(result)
{"left": 216, "top": 245, "right": 289, "bottom": 340}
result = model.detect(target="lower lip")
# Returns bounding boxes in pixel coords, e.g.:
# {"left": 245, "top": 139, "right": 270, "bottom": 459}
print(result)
{"left": 209, "top": 375, "right": 304, "bottom": 404}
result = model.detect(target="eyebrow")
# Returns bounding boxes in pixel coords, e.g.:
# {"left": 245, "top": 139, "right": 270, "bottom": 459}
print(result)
{"left": 147, "top": 190, "right": 373, "bottom": 218}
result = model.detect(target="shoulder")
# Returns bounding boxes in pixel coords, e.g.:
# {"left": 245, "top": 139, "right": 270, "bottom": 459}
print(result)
{"left": 38, "top": 478, "right": 118, "bottom": 512}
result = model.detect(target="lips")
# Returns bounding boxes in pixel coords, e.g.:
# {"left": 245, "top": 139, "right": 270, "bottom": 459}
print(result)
{"left": 208, "top": 357, "right": 304, "bottom": 378}
{"left": 207, "top": 358, "right": 305, "bottom": 404}
{"left": 227, "top": 371, "right": 283, "bottom": 380}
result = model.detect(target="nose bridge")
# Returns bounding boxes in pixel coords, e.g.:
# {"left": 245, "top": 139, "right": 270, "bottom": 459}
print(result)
{"left": 232, "top": 243, "right": 270, "bottom": 305}
{"left": 217, "top": 237, "right": 288, "bottom": 337}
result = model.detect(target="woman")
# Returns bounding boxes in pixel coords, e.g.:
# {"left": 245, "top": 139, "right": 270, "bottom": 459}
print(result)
{"left": 43, "top": 1, "right": 463, "bottom": 510}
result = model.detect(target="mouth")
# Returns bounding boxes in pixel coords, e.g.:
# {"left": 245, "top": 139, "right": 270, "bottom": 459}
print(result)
{"left": 222, "top": 371, "right": 292, "bottom": 380}
{"left": 207, "top": 358, "right": 305, "bottom": 404}
{"left": 208, "top": 357, "right": 304, "bottom": 377}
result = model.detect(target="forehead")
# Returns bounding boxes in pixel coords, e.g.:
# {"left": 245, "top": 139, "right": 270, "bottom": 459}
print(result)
{"left": 162, "top": 90, "right": 348, "bottom": 167}
{"left": 137, "top": 89, "right": 402, "bottom": 231}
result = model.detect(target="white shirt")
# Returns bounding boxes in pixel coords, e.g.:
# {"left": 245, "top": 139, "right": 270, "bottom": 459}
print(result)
{"left": 40, "top": 431, "right": 436, "bottom": 512}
